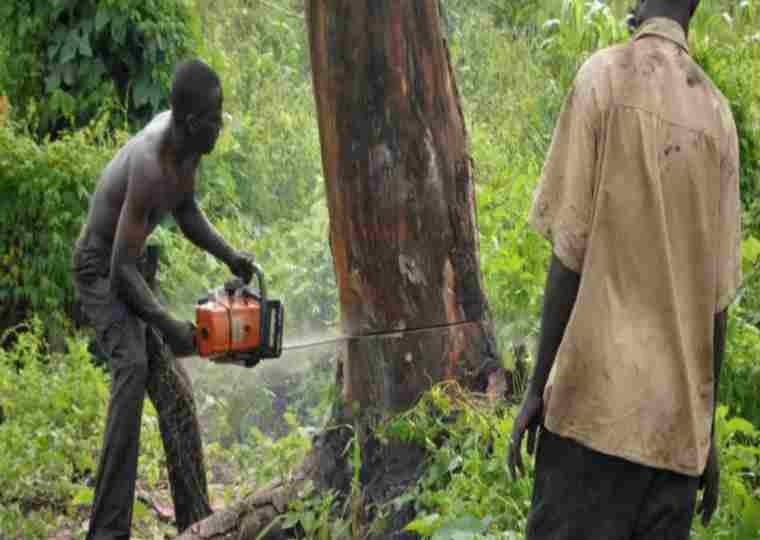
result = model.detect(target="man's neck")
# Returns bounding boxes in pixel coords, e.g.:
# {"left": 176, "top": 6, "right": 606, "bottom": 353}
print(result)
{"left": 165, "top": 120, "right": 202, "bottom": 178}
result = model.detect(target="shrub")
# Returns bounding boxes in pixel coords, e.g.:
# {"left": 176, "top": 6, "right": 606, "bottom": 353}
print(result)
{"left": 692, "top": 1, "right": 760, "bottom": 231}
{"left": 194, "top": 0, "right": 321, "bottom": 226}
{"left": 0, "top": 317, "right": 173, "bottom": 538}
{"left": 0, "top": 0, "right": 198, "bottom": 135}
{"left": 376, "top": 387, "right": 760, "bottom": 539}
{"left": 0, "top": 119, "right": 122, "bottom": 315}
{"left": 0, "top": 318, "right": 109, "bottom": 537}
{"left": 723, "top": 308, "right": 760, "bottom": 426}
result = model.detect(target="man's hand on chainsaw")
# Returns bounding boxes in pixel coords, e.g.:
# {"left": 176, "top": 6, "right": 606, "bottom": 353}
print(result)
{"left": 228, "top": 251, "right": 256, "bottom": 284}
{"left": 163, "top": 318, "right": 197, "bottom": 357}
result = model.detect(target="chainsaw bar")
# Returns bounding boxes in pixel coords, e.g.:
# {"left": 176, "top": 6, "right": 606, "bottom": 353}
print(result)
{"left": 281, "top": 319, "right": 479, "bottom": 352}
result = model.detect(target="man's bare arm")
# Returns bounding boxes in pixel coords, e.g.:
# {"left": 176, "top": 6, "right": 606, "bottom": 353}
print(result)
{"left": 530, "top": 254, "right": 582, "bottom": 396}
{"left": 699, "top": 309, "right": 727, "bottom": 524}
{"left": 173, "top": 194, "right": 236, "bottom": 267}
{"left": 509, "top": 254, "right": 581, "bottom": 478}
{"left": 110, "top": 161, "right": 192, "bottom": 350}
{"left": 712, "top": 310, "right": 727, "bottom": 433}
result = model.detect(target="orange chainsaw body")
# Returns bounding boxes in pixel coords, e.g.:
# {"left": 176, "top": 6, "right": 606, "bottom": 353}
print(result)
{"left": 195, "top": 266, "right": 284, "bottom": 367}
{"left": 196, "top": 292, "right": 262, "bottom": 357}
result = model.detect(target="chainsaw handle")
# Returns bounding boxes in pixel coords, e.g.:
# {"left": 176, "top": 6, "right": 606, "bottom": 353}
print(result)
{"left": 224, "top": 263, "right": 266, "bottom": 300}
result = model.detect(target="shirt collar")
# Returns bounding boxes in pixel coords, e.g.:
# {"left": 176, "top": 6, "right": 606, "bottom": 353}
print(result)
{"left": 634, "top": 17, "right": 689, "bottom": 53}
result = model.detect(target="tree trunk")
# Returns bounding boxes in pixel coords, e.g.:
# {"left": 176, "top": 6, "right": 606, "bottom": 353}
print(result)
{"left": 311, "top": 0, "right": 501, "bottom": 417}
{"left": 176, "top": 2, "right": 504, "bottom": 538}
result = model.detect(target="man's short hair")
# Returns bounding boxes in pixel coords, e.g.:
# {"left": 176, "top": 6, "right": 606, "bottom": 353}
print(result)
{"left": 170, "top": 60, "right": 221, "bottom": 122}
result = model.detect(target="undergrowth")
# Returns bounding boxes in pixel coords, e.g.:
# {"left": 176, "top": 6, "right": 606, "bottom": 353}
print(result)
{"left": 281, "top": 383, "right": 760, "bottom": 539}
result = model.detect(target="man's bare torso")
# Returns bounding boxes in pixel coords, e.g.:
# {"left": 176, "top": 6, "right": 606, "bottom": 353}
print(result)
{"left": 82, "top": 112, "right": 197, "bottom": 247}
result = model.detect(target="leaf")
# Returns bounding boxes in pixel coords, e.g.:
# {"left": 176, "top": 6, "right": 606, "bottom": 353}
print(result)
{"left": 62, "top": 64, "right": 77, "bottom": 86}
{"left": 391, "top": 492, "right": 416, "bottom": 510}
{"left": 742, "top": 236, "right": 760, "bottom": 263}
{"left": 58, "top": 34, "right": 78, "bottom": 64}
{"left": 94, "top": 7, "right": 111, "bottom": 33}
{"left": 79, "top": 33, "right": 92, "bottom": 57}
{"left": 726, "top": 417, "right": 757, "bottom": 436}
{"left": 133, "top": 78, "right": 151, "bottom": 107}
{"left": 45, "top": 70, "right": 62, "bottom": 92}
{"left": 281, "top": 514, "right": 300, "bottom": 529}
{"left": 448, "top": 454, "right": 464, "bottom": 473}
{"left": 72, "top": 485, "right": 94, "bottom": 505}
{"left": 133, "top": 499, "right": 150, "bottom": 521}
{"left": 146, "top": 84, "right": 163, "bottom": 110}
{"left": 47, "top": 40, "right": 63, "bottom": 60}
{"left": 433, "top": 516, "right": 491, "bottom": 540}
{"left": 405, "top": 513, "right": 442, "bottom": 536}
{"left": 111, "top": 13, "right": 128, "bottom": 45}
{"left": 738, "top": 498, "right": 760, "bottom": 538}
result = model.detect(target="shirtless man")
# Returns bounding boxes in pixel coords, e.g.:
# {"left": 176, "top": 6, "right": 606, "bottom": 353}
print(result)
{"left": 73, "top": 60, "right": 255, "bottom": 539}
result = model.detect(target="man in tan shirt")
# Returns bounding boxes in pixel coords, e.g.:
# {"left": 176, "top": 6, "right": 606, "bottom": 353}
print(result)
{"left": 508, "top": 1, "right": 741, "bottom": 538}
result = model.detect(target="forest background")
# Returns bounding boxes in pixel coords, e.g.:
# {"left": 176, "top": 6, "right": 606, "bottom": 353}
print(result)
{"left": 0, "top": 0, "right": 758, "bottom": 538}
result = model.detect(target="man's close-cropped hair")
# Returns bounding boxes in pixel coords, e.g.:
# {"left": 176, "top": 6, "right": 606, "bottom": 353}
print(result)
{"left": 170, "top": 60, "right": 221, "bottom": 121}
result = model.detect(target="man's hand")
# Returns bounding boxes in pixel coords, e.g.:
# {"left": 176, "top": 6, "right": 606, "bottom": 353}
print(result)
{"left": 164, "top": 318, "right": 197, "bottom": 357}
{"left": 508, "top": 386, "right": 544, "bottom": 480}
{"left": 698, "top": 437, "right": 720, "bottom": 527}
{"left": 227, "top": 251, "right": 256, "bottom": 284}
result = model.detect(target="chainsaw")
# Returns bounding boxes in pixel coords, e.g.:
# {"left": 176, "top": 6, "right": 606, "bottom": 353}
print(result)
{"left": 195, "top": 264, "right": 284, "bottom": 367}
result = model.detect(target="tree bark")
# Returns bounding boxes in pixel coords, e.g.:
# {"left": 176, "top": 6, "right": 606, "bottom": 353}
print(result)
{"left": 311, "top": 0, "right": 501, "bottom": 417}
{"left": 176, "top": 2, "right": 503, "bottom": 538}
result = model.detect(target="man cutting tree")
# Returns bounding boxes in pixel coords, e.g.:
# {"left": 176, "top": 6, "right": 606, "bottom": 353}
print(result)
{"left": 509, "top": 0, "right": 741, "bottom": 538}
{"left": 73, "top": 60, "right": 255, "bottom": 539}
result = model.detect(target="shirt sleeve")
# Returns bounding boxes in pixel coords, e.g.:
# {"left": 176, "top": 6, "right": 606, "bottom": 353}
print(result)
{"left": 716, "top": 114, "right": 742, "bottom": 313}
{"left": 529, "top": 63, "right": 601, "bottom": 274}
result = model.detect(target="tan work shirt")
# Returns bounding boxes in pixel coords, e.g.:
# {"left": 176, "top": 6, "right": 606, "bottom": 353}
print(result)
{"left": 529, "top": 18, "right": 742, "bottom": 476}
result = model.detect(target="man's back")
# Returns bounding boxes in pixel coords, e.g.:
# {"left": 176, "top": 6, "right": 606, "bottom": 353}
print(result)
{"left": 530, "top": 18, "right": 741, "bottom": 476}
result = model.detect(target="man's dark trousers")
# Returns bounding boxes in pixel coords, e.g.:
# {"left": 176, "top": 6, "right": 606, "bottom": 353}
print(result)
{"left": 73, "top": 233, "right": 212, "bottom": 540}
{"left": 526, "top": 428, "right": 700, "bottom": 540}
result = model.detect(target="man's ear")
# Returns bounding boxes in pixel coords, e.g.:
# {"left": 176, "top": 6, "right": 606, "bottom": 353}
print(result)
{"left": 185, "top": 113, "right": 199, "bottom": 134}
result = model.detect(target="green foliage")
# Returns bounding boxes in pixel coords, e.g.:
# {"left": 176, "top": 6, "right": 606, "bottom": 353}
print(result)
{"left": 194, "top": 0, "right": 321, "bottom": 226}
{"left": 236, "top": 414, "right": 313, "bottom": 484}
{"left": 538, "top": 0, "right": 629, "bottom": 90}
{"left": 477, "top": 165, "right": 549, "bottom": 352}
{"left": 722, "top": 307, "right": 760, "bottom": 426}
{"left": 0, "top": 119, "right": 121, "bottom": 313}
{"left": 0, "top": 317, "right": 185, "bottom": 538}
{"left": 378, "top": 387, "right": 532, "bottom": 538}
{"left": 282, "top": 485, "right": 350, "bottom": 540}
{"left": 692, "top": 407, "right": 760, "bottom": 540}
{"left": 691, "top": 2, "right": 760, "bottom": 230}
{"left": 0, "top": 0, "right": 198, "bottom": 134}
{"left": 0, "top": 318, "right": 108, "bottom": 537}
{"left": 377, "top": 386, "right": 760, "bottom": 540}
